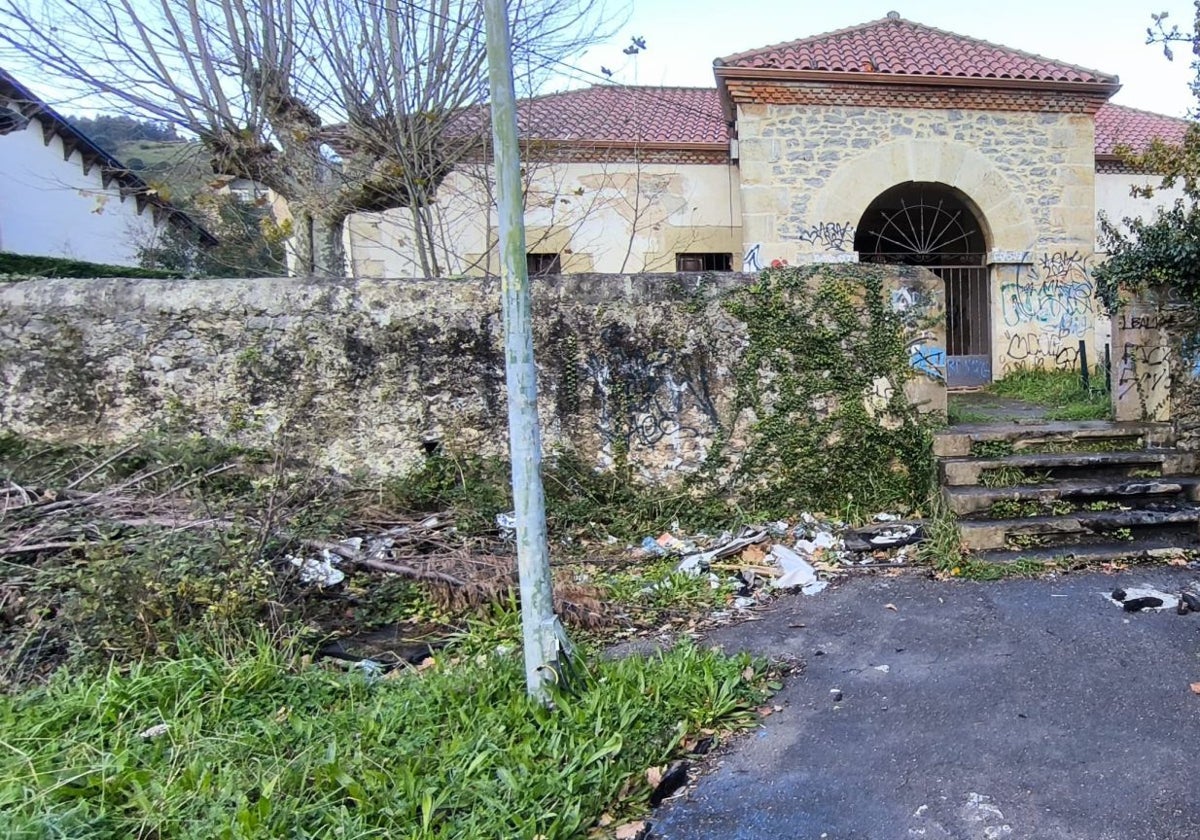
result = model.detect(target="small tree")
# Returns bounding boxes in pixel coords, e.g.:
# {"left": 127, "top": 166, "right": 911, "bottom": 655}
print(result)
{"left": 138, "top": 193, "right": 287, "bottom": 278}
{"left": 1094, "top": 5, "right": 1200, "bottom": 311}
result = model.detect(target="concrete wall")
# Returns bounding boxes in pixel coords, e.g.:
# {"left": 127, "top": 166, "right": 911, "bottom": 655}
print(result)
{"left": 735, "top": 104, "right": 1100, "bottom": 380}
{"left": 345, "top": 162, "right": 743, "bottom": 278}
{"left": 0, "top": 119, "right": 159, "bottom": 266}
{"left": 0, "top": 268, "right": 944, "bottom": 479}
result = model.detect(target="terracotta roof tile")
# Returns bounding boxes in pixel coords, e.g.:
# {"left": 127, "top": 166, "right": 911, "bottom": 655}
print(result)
{"left": 452, "top": 87, "right": 1187, "bottom": 163}
{"left": 516, "top": 86, "right": 726, "bottom": 145}
{"left": 1095, "top": 102, "right": 1191, "bottom": 156}
{"left": 449, "top": 86, "right": 727, "bottom": 146}
{"left": 717, "top": 16, "right": 1117, "bottom": 84}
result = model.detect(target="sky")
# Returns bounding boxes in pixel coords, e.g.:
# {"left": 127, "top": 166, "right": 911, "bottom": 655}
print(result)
{"left": 569, "top": 0, "right": 1200, "bottom": 118}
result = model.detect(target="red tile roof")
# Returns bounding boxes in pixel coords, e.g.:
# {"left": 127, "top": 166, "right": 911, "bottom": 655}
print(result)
{"left": 1095, "top": 102, "right": 1191, "bottom": 156}
{"left": 516, "top": 86, "right": 727, "bottom": 145}
{"left": 717, "top": 15, "right": 1117, "bottom": 84}
{"left": 468, "top": 86, "right": 1188, "bottom": 162}
{"left": 448, "top": 86, "right": 727, "bottom": 146}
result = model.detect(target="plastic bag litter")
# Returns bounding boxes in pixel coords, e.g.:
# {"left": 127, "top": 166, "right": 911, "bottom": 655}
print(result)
{"left": 769, "top": 544, "right": 828, "bottom": 595}
{"left": 287, "top": 551, "right": 345, "bottom": 587}
{"left": 496, "top": 512, "right": 517, "bottom": 538}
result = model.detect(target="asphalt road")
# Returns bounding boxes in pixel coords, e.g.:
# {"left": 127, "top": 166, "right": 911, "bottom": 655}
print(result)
{"left": 652, "top": 568, "right": 1200, "bottom": 840}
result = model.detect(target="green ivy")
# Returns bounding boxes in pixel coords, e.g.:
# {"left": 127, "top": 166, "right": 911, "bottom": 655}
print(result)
{"left": 1094, "top": 201, "right": 1200, "bottom": 314}
{"left": 719, "top": 266, "right": 938, "bottom": 517}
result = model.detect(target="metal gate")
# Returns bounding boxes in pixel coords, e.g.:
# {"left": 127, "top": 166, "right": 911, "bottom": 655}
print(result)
{"left": 934, "top": 265, "right": 991, "bottom": 388}
{"left": 854, "top": 186, "right": 992, "bottom": 388}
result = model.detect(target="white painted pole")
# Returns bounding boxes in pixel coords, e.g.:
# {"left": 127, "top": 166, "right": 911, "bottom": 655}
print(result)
{"left": 483, "top": 0, "right": 560, "bottom": 702}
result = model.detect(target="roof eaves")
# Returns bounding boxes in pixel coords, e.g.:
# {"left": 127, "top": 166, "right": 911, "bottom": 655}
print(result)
{"left": 713, "top": 64, "right": 1121, "bottom": 96}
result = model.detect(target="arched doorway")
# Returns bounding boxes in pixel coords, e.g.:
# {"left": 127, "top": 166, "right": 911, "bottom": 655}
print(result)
{"left": 855, "top": 183, "right": 991, "bottom": 388}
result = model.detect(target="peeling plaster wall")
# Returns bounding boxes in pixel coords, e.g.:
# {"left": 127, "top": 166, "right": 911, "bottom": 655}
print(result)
{"left": 345, "top": 162, "right": 743, "bottom": 278}
{"left": 0, "top": 269, "right": 943, "bottom": 478}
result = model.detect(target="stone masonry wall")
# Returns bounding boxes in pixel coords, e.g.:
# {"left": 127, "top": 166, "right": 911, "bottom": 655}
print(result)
{"left": 736, "top": 103, "right": 1100, "bottom": 380}
{"left": 0, "top": 269, "right": 945, "bottom": 478}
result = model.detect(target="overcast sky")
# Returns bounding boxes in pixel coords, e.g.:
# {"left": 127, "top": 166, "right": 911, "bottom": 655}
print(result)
{"left": 570, "top": 0, "right": 1199, "bottom": 118}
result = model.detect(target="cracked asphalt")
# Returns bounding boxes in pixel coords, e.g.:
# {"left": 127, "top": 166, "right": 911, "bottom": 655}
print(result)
{"left": 651, "top": 568, "right": 1200, "bottom": 840}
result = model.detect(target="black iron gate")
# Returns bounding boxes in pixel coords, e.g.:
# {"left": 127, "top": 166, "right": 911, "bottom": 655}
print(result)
{"left": 855, "top": 186, "right": 992, "bottom": 389}
{"left": 934, "top": 265, "right": 991, "bottom": 388}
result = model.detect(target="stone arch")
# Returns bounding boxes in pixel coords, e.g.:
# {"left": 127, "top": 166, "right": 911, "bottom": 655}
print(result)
{"left": 812, "top": 139, "right": 1036, "bottom": 254}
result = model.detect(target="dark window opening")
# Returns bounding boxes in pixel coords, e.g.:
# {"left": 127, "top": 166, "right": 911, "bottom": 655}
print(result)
{"left": 526, "top": 253, "right": 562, "bottom": 276}
{"left": 676, "top": 252, "right": 733, "bottom": 272}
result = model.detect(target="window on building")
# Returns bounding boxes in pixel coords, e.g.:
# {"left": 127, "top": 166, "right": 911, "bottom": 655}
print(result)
{"left": 676, "top": 252, "right": 733, "bottom": 272}
{"left": 526, "top": 253, "right": 562, "bottom": 276}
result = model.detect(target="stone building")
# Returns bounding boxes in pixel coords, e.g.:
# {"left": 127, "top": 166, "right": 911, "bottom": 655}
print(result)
{"left": 346, "top": 13, "right": 1192, "bottom": 387}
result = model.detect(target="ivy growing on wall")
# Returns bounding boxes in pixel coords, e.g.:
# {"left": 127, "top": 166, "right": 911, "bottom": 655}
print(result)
{"left": 718, "top": 265, "right": 938, "bottom": 517}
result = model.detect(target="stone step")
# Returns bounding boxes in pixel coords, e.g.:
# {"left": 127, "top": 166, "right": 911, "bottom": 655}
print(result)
{"left": 940, "top": 450, "right": 1196, "bottom": 487}
{"left": 934, "top": 421, "right": 1173, "bottom": 458}
{"left": 942, "top": 478, "right": 1200, "bottom": 517}
{"left": 972, "top": 534, "right": 1200, "bottom": 566}
{"left": 958, "top": 507, "right": 1200, "bottom": 551}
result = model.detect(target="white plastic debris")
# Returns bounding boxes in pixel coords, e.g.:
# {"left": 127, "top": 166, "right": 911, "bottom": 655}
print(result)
{"left": 354, "top": 659, "right": 385, "bottom": 678}
{"left": 137, "top": 723, "right": 170, "bottom": 740}
{"left": 769, "top": 544, "right": 828, "bottom": 595}
{"left": 287, "top": 551, "right": 345, "bottom": 586}
{"left": 795, "top": 530, "right": 840, "bottom": 556}
{"left": 496, "top": 512, "right": 517, "bottom": 538}
{"left": 873, "top": 512, "right": 901, "bottom": 522}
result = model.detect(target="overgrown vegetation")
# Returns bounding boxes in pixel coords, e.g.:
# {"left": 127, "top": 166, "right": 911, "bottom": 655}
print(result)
{"left": 0, "top": 251, "right": 180, "bottom": 281}
{"left": 0, "top": 634, "right": 775, "bottom": 838}
{"left": 721, "top": 266, "right": 939, "bottom": 517}
{"left": 987, "top": 368, "right": 1111, "bottom": 421}
{"left": 0, "top": 432, "right": 784, "bottom": 837}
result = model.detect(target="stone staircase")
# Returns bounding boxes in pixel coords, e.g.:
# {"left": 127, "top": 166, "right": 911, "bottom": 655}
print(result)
{"left": 934, "top": 420, "right": 1200, "bottom": 564}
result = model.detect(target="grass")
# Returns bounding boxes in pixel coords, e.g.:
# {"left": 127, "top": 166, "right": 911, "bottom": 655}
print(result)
{"left": 979, "top": 466, "right": 1052, "bottom": 488}
{"left": 987, "top": 368, "right": 1112, "bottom": 421}
{"left": 0, "top": 632, "right": 776, "bottom": 839}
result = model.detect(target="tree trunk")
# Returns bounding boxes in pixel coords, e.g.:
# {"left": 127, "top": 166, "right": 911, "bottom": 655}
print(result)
{"left": 292, "top": 213, "right": 315, "bottom": 276}
{"left": 311, "top": 214, "right": 347, "bottom": 277}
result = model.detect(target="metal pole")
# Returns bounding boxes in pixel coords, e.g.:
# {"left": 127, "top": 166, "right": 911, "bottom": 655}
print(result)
{"left": 1104, "top": 343, "right": 1112, "bottom": 393}
{"left": 1078, "top": 340, "right": 1089, "bottom": 393}
{"left": 483, "top": 0, "right": 560, "bottom": 702}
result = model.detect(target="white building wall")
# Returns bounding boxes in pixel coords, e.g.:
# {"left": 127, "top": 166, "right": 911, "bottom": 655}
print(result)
{"left": 346, "top": 161, "right": 742, "bottom": 278}
{"left": 1095, "top": 170, "right": 1187, "bottom": 244}
{"left": 0, "top": 120, "right": 159, "bottom": 266}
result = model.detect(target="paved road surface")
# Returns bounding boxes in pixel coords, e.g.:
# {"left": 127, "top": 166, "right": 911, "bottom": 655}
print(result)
{"left": 653, "top": 568, "right": 1200, "bottom": 840}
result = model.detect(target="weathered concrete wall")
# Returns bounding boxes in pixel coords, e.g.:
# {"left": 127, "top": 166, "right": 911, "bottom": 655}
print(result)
{"left": 0, "top": 269, "right": 944, "bottom": 478}
{"left": 736, "top": 104, "right": 1101, "bottom": 381}
{"left": 346, "top": 162, "right": 743, "bottom": 278}
{"left": 1111, "top": 290, "right": 1197, "bottom": 429}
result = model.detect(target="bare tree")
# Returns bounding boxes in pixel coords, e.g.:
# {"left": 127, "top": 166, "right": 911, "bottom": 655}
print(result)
{"left": 0, "top": 0, "right": 616, "bottom": 276}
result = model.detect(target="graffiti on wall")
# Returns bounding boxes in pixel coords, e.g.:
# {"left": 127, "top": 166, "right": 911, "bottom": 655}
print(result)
{"left": 908, "top": 333, "right": 947, "bottom": 382}
{"left": 742, "top": 243, "right": 763, "bottom": 272}
{"left": 578, "top": 324, "right": 720, "bottom": 465}
{"left": 999, "top": 250, "right": 1096, "bottom": 371}
{"left": 793, "top": 221, "right": 856, "bottom": 252}
{"left": 890, "top": 285, "right": 934, "bottom": 329}
{"left": 1117, "top": 342, "right": 1171, "bottom": 418}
